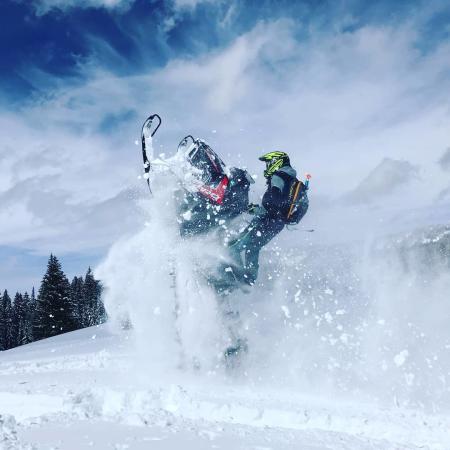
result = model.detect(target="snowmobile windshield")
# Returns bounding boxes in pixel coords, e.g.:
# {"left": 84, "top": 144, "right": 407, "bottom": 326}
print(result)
{"left": 188, "top": 141, "right": 226, "bottom": 186}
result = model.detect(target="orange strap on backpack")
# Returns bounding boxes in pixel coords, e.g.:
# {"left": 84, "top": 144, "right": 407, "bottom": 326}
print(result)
{"left": 287, "top": 181, "right": 302, "bottom": 219}
{"left": 287, "top": 173, "right": 311, "bottom": 220}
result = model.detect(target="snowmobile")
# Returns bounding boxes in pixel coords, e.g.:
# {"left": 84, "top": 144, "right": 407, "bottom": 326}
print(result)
{"left": 140, "top": 114, "right": 255, "bottom": 294}
{"left": 141, "top": 114, "right": 253, "bottom": 363}
{"left": 141, "top": 114, "right": 254, "bottom": 240}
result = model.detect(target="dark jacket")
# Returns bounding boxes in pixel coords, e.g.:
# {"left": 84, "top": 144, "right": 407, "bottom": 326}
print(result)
{"left": 261, "top": 165, "right": 297, "bottom": 218}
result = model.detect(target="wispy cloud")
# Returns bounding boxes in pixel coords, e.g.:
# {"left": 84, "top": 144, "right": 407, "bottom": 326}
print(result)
{"left": 1, "top": 3, "right": 450, "bottom": 261}
{"left": 173, "top": 0, "right": 220, "bottom": 11}
{"left": 29, "top": 0, "right": 222, "bottom": 16}
{"left": 30, "top": 0, "right": 135, "bottom": 15}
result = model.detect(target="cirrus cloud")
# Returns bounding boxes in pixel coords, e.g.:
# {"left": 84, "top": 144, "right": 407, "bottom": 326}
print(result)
{"left": 29, "top": 0, "right": 134, "bottom": 15}
{"left": 1, "top": 12, "right": 450, "bottom": 262}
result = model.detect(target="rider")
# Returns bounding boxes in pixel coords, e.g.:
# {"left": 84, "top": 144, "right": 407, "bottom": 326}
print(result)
{"left": 227, "top": 151, "right": 309, "bottom": 285}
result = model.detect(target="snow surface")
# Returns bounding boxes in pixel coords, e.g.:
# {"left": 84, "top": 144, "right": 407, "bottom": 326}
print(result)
{"left": 1, "top": 325, "right": 449, "bottom": 449}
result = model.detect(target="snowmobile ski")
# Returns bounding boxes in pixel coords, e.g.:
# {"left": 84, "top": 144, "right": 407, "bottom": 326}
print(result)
{"left": 141, "top": 113, "right": 161, "bottom": 194}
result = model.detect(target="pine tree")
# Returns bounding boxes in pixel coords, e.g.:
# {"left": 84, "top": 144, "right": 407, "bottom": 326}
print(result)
{"left": 26, "top": 288, "right": 37, "bottom": 344}
{"left": 12, "top": 293, "right": 29, "bottom": 347}
{"left": 9, "top": 292, "right": 24, "bottom": 348}
{"left": 70, "top": 276, "right": 84, "bottom": 330}
{"left": 0, "top": 290, "right": 4, "bottom": 350}
{"left": 82, "top": 268, "right": 106, "bottom": 327}
{"left": 0, "top": 290, "right": 6, "bottom": 350}
{"left": 22, "top": 292, "right": 33, "bottom": 345}
{"left": 32, "top": 255, "right": 75, "bottom": 341}
{"left": 0, "top": 290, "right": 13, "bottom": 350}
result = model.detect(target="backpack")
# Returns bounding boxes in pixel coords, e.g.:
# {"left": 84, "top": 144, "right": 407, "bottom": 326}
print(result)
{"left": 275, "top": 171, "right": 309, "bottom": 225}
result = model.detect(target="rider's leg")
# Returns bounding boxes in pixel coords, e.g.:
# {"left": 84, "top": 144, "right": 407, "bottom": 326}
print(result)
{"left": 231, "top": 215, "right": 285, "bottom": 284}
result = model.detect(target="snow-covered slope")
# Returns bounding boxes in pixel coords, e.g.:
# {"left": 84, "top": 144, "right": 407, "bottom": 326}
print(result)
{"left": 2, "top": 172, "right": 449, "bottom": 449}
{"left": 1, "top": 324, "right": 449, "bottom": 450}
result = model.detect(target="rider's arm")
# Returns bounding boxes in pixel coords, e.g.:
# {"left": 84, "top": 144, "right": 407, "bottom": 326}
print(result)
{"left": 262, "top": 174, "right": 285, "bottom": 216}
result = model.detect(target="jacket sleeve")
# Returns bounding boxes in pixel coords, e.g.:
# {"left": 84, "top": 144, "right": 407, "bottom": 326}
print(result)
{"left": 262, "top": 186, "right": 283, "bottom": 217}
{"left": 262, "top": 174, "right": 284, "bottom": 217}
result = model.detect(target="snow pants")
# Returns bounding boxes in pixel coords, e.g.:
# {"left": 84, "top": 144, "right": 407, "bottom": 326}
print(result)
{"left": 228, "top": 214, "right": 285, "bottom": 284}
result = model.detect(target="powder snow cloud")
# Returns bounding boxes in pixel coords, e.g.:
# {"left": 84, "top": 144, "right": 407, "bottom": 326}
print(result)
{"left": 438, "top": 147, "right": 450, "bottom": 171}
{"left": 342, "top": 159, "right": 419, "bottom": 205}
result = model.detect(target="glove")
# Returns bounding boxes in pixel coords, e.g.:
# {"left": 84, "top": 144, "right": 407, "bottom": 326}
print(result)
{"left": 247, "top": 203, "right": 259, "bottom": 214}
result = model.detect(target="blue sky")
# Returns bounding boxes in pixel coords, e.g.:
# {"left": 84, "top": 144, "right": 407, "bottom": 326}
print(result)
{"left": 3, "top": 0, "right": 448, "bottom": 104}
{"left": 1, "top": 0, "right": 450, "bottom": 292}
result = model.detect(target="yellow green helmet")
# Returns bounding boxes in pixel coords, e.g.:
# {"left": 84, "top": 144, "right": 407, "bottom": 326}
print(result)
{"left": 259, "top": 151, "right": 290, "bottom": 178}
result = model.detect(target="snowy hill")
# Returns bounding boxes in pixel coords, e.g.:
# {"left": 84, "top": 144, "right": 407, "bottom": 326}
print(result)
{"left": 0, "top": 327, "right": 450, "bottom": 450}
{"left": 1, "top": 324, "right": 449, "bottom": 449}
{"left": 2, "top": 174, "right": 450, "bottom": 450}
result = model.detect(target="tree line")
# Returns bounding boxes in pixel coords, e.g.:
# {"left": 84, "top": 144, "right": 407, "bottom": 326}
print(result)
{"left": 0, "top": 254, "right": 106, "bottom": 351}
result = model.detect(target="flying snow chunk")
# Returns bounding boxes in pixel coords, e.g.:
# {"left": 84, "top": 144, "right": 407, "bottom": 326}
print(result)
{"left": 324, "top": 312, "right": 333, "bottom": 323}
{"left": 182, "top": 211, "right": 192, "bottom": 221}
{"left": 281, "top": 305, "right": 291, "bottom": 319}
{"left": 394, "top": 350, "right": 409, "bottom": 367}
{"left": 405, "top": 372, "right": 415, "bottom": 386}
